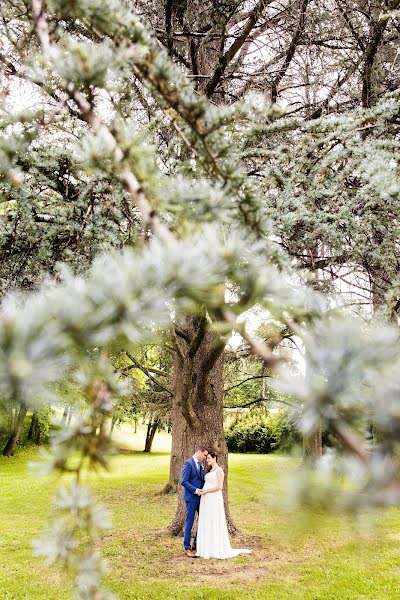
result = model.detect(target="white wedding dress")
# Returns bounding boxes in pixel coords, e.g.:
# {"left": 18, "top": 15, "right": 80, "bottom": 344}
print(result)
{"left": 196, "top": 467, "right": 251, "bottom": 559}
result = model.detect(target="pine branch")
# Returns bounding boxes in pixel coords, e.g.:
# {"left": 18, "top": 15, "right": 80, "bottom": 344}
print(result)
{"left": 31, "top": 0, "right": 173, "bottom": 243}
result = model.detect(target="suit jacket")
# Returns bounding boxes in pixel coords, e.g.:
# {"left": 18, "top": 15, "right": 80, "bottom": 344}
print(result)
{"left": 180, "top": 457, "right": 205, "bottom": 502}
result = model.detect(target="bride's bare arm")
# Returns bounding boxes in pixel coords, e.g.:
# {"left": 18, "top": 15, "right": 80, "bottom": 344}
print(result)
{"left": 201, "top": 468, "right": 224, "bottom": 494}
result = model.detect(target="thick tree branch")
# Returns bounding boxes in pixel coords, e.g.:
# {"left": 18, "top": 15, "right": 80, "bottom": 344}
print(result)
{"left": 224, "top": 374, "right": 271, "bottom": 393}
{"left": 271, "top": 0, "right": 309, "bottom": 104}
{"left": 173, "top": 325, "right": 191, "bottom": 343}
{"left": 202, "top": 340, "right": 226, "bottom": 375}
{"left": 224, "top": 396, "right": 292, "bottom": 409}
{"left": 362, "top": 18, "right": 388, "bottom": 107}
{"left": 188, "top": 317, "right": 207, "bottom": 358}
{"left": 332, "top": 419, "right": 371, "bottom": 462}
{"left": 120, "top": 363, "right": 168, "bottom": 378}
{"left": 125, "top": 352, "right": 173, "bottom": 396}
{"left": 31, "top": 0, "right": 50, "bottom": 51}
{"left": 165, "top": 0, "right": 174, "bottom": 56}
{"left": 205, "top": 0, "right": 272, "bottom": 97}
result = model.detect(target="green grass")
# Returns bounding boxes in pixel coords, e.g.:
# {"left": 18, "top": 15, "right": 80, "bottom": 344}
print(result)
{"left": 1, "top": 428, "right": 399, "bottom": 599}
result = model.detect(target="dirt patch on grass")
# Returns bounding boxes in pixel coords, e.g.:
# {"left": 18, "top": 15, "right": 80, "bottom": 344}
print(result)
{"left": 104, "top": 526, "right": 306, "bottom": 586}
{"left": 102, "top": 489, "right": 164, "bottom": 501}
{"left": 231, "top": 532, "right": 265, "bottom": 549}
{"left": 170, "top": 537, "right": 275, "bottom": 576}
{"left": 168, "top": 546, "right": 276, "bottom": 583}
{"left": 199, "top": 566, "right": 269, "bottom": 580}
{"left": 115, "top": 447, "right": 141, "bottom": 454}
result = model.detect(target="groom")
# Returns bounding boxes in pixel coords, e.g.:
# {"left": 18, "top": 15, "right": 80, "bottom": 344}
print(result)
{"left": 180, "top": 445, "right": 208, "bottom": 557}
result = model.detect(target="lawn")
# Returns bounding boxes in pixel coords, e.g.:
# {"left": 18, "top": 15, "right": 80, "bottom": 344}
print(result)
{"left": 0, "top": 427, "right": 399, "bottom": 599}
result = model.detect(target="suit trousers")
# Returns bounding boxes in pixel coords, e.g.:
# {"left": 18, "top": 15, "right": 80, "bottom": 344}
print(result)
{"left": 184, "top": 498, "right": 200, "bottom": 550}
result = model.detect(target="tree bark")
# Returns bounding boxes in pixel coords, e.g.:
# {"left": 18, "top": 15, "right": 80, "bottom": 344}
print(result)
{"left": 302, "top": 243, "right": 323, "bottom": 462}
{"left": 303, "top": 427, "right": 322, "bottom": 464}
{"left": 7, "top": 408, "right": 16, "bottom": 432}
{"left": 369, "top": 264, "right": 395, "bottom": 444}
{"left": 2, "top": 403, "right": 28, "bottom": 456}
{"left": 167, "top": 316, "right": 235, "bottom": 535}
{"left": 28, "top": 412, "right": 39, "bottom": 443}
{"left": 110, "top": 415, "right": 117, "bottom": 435}
{"left": 144, "top": 418, "right": 160, "bottom": 452}
{"left": 60, "top": 404, "right": 68, "bottom": 425}
{"left": 160, "top": 4, "right": 241, "bottom": 535}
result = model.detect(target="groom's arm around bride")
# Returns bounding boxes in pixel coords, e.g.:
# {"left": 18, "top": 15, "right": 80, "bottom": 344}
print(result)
{"left": 181, "top": 460, "right": 202, "bottom": 498}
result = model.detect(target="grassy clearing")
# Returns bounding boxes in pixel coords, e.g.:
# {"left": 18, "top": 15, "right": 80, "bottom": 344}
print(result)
{"left": 0, "top": 427, "right": 399, "bottom": 599}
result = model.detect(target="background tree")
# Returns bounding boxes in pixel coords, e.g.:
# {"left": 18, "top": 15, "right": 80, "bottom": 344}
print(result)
{"left": 117, "top": 346, "right": 173, "bottom": 452}
{"left": 131, "top": 0, "right": 399, "bottom": 474}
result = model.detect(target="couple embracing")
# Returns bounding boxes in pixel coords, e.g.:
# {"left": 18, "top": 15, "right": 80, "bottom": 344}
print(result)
{"left": 181, "top": 445, "right": 251, "bottom": 559}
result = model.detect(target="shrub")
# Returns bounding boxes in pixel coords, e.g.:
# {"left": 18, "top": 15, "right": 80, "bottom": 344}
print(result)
{"left": 225, "top": 408, "right": 301, "bottom": 454}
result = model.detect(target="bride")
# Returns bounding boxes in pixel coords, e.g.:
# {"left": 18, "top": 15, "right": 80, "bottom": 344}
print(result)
{"left": 196, "top": 451, "right": 251, "bottom": 559}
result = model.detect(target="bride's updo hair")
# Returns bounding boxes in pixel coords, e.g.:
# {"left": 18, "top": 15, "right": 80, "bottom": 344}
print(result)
{"left": 208, "top": 451, "right": 218, "bottom": 461}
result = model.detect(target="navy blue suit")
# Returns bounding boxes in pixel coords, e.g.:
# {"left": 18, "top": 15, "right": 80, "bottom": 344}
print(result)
{"left": 180, "top": 457, "right": 204, "bottom": 550}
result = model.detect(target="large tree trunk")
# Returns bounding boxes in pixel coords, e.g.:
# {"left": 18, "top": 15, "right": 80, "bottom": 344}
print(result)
{"left": 163, "top": 5, "right": 235, "bottom": 535}
{"left": 167, "top": 316, "right": 235, "bottom": 535}
{"left": 60, "top": 404, "right": 69, "bottom": 426}
{"left": 303, "top": 428, "right": 322, "bottom": 464}
{"left": 3, "top": 403, "right": 28, "bottom": 456}
{"left": 302, "top": 243, "right": 324, "bottom": 462}
{"left": 110, "top": 415, "right": 117, "bottom": 436}
{"left": 369, "top": 264, "right": 394, "bottom": 446}
{"left": 28, "top": 412, "right": 39, "bottom": 443}
{"left": 7, "top": 408, "right": 16, "bottom": 432}
{"left": 144, "top": 418, "right": 160, "bottom": 453}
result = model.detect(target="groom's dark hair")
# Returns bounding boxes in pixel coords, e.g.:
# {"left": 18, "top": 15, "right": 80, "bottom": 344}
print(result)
{"left": 195, "top": 445, "right": 208, "bottom": 453}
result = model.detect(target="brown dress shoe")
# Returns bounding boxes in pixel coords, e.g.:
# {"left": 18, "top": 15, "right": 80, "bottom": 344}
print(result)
{"left": 183, "top": 549, "right": 197, "bottom": 558}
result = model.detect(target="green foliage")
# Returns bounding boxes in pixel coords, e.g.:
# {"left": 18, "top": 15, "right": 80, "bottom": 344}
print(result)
{"left": 50, "top": 39, "right": 114, "bottom": 89}
{"left": 0, "top": 404, "right": 54, "bottom": 450}
{"left": 110, "top": 346, "right": 172, "bottom": 436}
{"left": 35, "top": 406, "right": 55, "bottom": 443}
{"left": 250, "top": 94, "right": 400, "bottom": 309}
{"left": 225, "top": 409, "right": 301, "bottom": 454}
